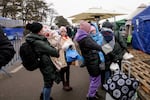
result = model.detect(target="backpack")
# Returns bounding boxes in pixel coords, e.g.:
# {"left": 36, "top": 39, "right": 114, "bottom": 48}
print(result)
{"left": 19, "top": 42, "right": 40, "bottom": 71}
{"left": 0, "top": 27, "right": 16, "bottom": 68}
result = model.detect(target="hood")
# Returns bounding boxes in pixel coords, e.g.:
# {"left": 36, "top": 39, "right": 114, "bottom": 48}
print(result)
{"left": 26, "top": 33, "right": 47, "bottom": 43}
{"left": 74, "top": 29, "right": 88, "bottom": 42}
{"left": 90, "top": 23, "right": 103, "bottom": 43}
{"left": 90, "top": 22, "right": 100, "bottom": 34}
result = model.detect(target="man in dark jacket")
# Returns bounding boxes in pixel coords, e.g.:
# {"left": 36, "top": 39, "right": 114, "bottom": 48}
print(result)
{"left": 74, "top": 21, "right": 103, "bottom": 100}
{"left": 25, "top": 22, "right": 61, "bottom": 100}
{"left": 0, "top": 25, "right": 15, "bottom": 68}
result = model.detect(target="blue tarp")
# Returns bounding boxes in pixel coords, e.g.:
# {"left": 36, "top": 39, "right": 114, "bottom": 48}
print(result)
{"left": 132, "top": 6, "right": 150, "bottom": 54}
{"left": 3, "top": 28, "right": 24, "bottom": 40}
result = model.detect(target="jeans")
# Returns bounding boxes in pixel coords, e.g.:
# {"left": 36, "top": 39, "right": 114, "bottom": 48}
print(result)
{"left": 43, "top": 87, "right": 51, "bottom": 100}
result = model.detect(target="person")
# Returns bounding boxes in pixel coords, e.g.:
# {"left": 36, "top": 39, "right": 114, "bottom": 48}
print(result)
{"left": 58, "top": 26, "right": 76, "bottom": 91}
{"left": 66, "top": 25, "right": 73, "bottom": 38}
{"left": 25, "top": 22, "right": 61, "bottom": 100}
{"left": 42, "top": 25, "right": 65, "bottom": 71}
{"left": 74, "top": 21, "right": 103, "bottom": 100}
{"left": 0, "top": 25, "right": 15, "bottom": 68}
{"left": 111, "top": 30, "right": 128, "bottom": 69}
{"left": 102, "top": 19, "right": 113, "bottom": 29}
{"left": 90, "top": 23, "right": 105, "bottom": 70}
{"left": 101, "top": 20, "right": 128, "bottom": 85}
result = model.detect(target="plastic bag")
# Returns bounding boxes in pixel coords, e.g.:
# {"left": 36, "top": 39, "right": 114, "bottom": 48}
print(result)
{"left": 102, "top": 43, "right": 113, "bottom": 54}
{"left": 123, "top": 52, "right": 134, "bottom": 60}
{"left": 66, "top": 48, "right": 82, "bottom": 62}
{"left": 110, "top": 62, "right": 119, "bottom": 71}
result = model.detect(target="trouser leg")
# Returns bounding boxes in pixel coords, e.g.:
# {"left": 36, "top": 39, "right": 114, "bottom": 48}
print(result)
{"left": 43, "top": 87, "right": 51, "bottom": 100}
{"left": 87, "top": 75, "right": 101, "bottom": 97}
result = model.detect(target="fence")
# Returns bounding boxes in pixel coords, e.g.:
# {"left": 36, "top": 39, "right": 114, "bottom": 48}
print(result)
{"left": 0, "top": 39, "right": 22, "bottom": 76}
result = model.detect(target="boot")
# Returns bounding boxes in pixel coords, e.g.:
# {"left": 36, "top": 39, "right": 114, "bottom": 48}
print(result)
{"left": 63, "top": 82, "right": 72, "bottom": 91}
{"left": 95, "top": 92, "right": 101, "bottom": 98}
{"left": 95, "top": 92, "right": 104, "bottom": 99}
{"left": 40, "top": 93, "right": 53, "bottom": 100}
{"left": 86, "top": 97, "right": 99, "bottom": 100}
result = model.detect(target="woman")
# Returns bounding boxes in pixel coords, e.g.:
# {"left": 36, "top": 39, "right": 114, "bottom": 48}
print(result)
{"left": 58, "top": 26, "right": 76, "bottom": 91}
{"left": 74, "top": 21, "right": 103, "bottom": 100}
{"left": 25, "top": 22, "right": 61, "bottom": 100}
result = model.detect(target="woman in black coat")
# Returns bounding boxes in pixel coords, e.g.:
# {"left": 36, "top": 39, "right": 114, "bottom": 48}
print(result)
{"left": 74, "top": 21, "right": 103, "bottom": 100}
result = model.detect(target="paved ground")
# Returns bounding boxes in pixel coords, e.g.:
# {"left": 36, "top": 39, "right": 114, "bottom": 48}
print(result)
{"left": 0, "top": 64, "right": 106, "bottom": 100}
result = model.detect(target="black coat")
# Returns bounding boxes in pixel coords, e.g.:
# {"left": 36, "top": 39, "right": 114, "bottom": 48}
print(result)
{"left": 26, "top": 33, "right": 61, "bottom": 86}
{"left": 78, "top": 35, "right": 102, "bottom": 77}
{"left": 0, "top": 26, "right": 15, "bottom": 67}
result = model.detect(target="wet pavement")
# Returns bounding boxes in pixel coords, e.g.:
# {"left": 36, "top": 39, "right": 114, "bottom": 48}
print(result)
{"left": 0, "top": 65, "right": 106, "bottom": 100}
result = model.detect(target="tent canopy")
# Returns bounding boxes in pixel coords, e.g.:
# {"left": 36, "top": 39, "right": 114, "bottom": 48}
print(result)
{"left": 132, "top": 5, "right": 150, "bottom": 54}
{"left": 69, "top": 8, "right": 126, "bottom": 23}
{"left": 126, "top": 4, "right": 147, "bottom": 25}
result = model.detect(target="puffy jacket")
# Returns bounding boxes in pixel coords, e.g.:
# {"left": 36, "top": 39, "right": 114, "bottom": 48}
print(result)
{"left": 0, "top": 26, "right": 15, "bottom": 67}
{"left": 105, "top": 32, "right": 127, "bottom": 70}
{"left": 75, "top": 29, "right": 102, "bottom": 77}
{"left": 26, "top": 33, "right": 61, "bottom": 85}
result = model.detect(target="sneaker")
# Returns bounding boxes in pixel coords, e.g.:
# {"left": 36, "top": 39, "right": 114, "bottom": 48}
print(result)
{"left": 95, "top": 92, "right": 101, "bottom": 98}
{"left": 40, "top": 93, "right": 53, "bottom": 100}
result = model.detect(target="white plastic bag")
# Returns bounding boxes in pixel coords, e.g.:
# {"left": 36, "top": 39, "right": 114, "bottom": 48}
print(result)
{"left": 110, "top": 62, "right": 119, "bottom": 71}
{"left": 123, "top": 52, "right": 134, "bottom": 60}
{"left": 102, "top": 43, "right": 113, "bottom": 54}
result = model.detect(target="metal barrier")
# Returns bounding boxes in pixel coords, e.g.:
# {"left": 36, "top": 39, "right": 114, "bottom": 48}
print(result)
{"left": 0, "top": 39, "right": 22, "bottom": 77}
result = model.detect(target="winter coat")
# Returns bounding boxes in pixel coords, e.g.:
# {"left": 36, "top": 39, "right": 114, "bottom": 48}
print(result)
{"left": 47, "top": 31, "right": 67, "bottom": 70}
{"left": 26, "top": 33, "right": 61, "bottom": 86}
{"left": 105, "top": 31, "right": 127, "bottom": 70}
{"left": 0, "top": 26, "right": 15, "bottom": 67}
{"left": 90, "top": 23, "right": 105, "bottom": 63}
{"left": 75, "top": 29, "right": 102, "bottom": 77}
{"left": 111, "top": 31, "right": 127, "bottom": 61}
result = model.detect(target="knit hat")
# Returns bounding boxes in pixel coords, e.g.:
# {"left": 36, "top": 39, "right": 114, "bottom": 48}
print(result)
{"left": 79, "top": 21, "right": 91, "bottom": 33}
{"left": 90, "top": 25, "right": 96, "bottom": 32}
{"left": 59, "top": 26, "right": 67, "bottom": 33}
{"left": 26, "top": 22, "right": 43, "bottom": 33}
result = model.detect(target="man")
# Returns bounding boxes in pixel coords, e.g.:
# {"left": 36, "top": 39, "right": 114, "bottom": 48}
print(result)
{"left": 0, "top": 25, "right": 15, "bottom": 68}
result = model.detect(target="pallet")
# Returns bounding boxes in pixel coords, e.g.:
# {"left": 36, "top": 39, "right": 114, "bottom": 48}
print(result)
{"left": 123, "top": 61, "right": 150, "bottom": 100}
{"left": 122, "top": 49, "right": 150, "bottom": 99}
{"left": 128, "top": 49, "right": 150, "bottom": 62}
{"left": 137, "top": 87, "right": 150, "bottom": 100}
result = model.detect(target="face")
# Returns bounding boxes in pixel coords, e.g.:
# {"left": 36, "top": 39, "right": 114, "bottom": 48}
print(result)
{"left": 39, "top": 25, "right": 52, "bottom": 37}
{"left": 90, "top": 29, "right": 96, "bottom": 34}
{"left": 60, "top": 30, "right": 67, "bottom": 36}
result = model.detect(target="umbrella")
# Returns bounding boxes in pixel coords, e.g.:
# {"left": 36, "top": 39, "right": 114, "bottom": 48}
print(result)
{"left": 69, "top": 8, "right": 126, "bottom": 23}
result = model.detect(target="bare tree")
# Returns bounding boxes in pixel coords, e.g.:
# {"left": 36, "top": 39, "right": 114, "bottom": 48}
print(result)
{"left": 0, "top": 0, "right": 57, "bottom": 24}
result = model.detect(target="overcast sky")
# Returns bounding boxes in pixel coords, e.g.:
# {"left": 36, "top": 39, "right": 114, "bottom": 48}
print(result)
{"left": 45, "top": 0, "right": 149, "bottom": 17}
{"left": 44, "top": 0, "right": 150, "bottom": 23}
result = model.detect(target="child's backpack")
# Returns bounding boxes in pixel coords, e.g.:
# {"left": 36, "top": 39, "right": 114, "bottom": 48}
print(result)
{"left": 19, "top": 42, "right": 40, "bottom": 71}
